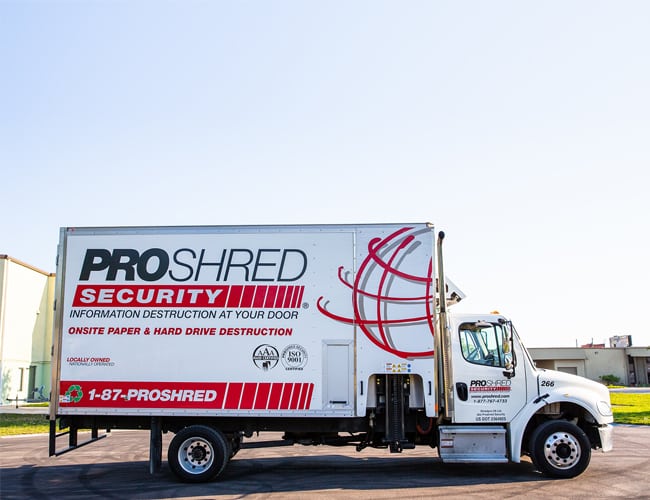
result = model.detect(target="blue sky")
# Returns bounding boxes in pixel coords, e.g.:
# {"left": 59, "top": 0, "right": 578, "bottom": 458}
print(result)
{"left": 2, "top": 1, "right": 649, "bottom": 347}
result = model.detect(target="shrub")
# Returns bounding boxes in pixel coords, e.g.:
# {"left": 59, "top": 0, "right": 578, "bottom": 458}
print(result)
{"left": 599, "top": 374, "right": 620, "bottom": 385}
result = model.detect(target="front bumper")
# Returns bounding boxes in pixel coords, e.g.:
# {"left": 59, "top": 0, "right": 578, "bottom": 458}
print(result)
{"left": 598, "top": 424, "right": 614, "bottom": 452}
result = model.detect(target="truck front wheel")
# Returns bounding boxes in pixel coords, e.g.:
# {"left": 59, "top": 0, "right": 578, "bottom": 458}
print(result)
{"left": 529, "top": 420, "right": 591, "bottom": 478}
{"left": 168, "top": 425, "right": 230, "bottom": 482}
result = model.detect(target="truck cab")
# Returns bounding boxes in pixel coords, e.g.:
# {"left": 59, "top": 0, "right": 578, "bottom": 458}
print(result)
{"left": 441, "top": 312, "right": 614, "bottom": 477}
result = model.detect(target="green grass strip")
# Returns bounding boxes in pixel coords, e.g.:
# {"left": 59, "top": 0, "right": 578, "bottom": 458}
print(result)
{"left": 610, "top": 392, "right": 650, "bottom": 425}
{"left": 0, "top": 413, "right": 50, "bottom": 436}
{"left": 1, "top": 393, "right": 648, "bottom": 436}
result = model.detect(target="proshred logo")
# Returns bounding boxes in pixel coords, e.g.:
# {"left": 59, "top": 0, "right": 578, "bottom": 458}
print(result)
{"left": 73, "top": 247, "right": 308, "bottom": 308}
{"left": 78, "top": 248, "right": 308, "bottom": 283}
{"left": 469, "top": 379, "right": 512, "bottom": 392}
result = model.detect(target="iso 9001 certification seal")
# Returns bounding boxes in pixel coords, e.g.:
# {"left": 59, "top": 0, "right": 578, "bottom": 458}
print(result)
{"left": 281, "top": 344, "right": 308, "bottom": 371}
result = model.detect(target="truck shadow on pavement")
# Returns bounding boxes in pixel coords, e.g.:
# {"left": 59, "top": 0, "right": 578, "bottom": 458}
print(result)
{"left": 3, "top": 455, "right": 545, "bottom": 500}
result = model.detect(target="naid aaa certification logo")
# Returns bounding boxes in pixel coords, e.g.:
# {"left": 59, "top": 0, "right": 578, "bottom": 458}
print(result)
{"left": 252, "top": 344, "right": 279, "bottom": 371}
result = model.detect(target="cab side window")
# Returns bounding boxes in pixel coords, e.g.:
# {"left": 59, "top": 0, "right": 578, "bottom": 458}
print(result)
{"left": 459, "top": 323, "right": 508, "bottom": 368}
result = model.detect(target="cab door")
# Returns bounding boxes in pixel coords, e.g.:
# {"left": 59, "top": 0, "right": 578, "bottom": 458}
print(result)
{"left": 450, "top": 319, "right": 527, "bottom": 424}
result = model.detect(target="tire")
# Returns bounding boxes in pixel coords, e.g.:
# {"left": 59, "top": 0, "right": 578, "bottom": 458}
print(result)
{"left": 529, "top": 420, "right": 591, "bottom": 478}
{"left": 168, "top": 425, "right": 230, "bottom": 483}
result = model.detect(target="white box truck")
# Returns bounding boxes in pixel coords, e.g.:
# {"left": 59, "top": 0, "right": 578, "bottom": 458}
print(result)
{"left": 49, "top": 223, "right": 613, "bottom": 482}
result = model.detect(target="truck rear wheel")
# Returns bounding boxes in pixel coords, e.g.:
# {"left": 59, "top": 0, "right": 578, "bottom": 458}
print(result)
{"left": 168, "top": 425, "right": 229, "bottom": 482}
{"left": 529, "top": 420, "right": 591, "bottom": 478}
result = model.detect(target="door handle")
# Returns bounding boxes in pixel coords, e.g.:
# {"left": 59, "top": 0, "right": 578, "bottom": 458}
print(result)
{"left": 456, "top": 382, "right": 468, "bottom": 402}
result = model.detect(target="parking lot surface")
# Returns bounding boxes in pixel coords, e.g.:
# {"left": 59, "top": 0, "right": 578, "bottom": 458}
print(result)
{"left": 1, "top": 425, "right": 649, "bottom": 499}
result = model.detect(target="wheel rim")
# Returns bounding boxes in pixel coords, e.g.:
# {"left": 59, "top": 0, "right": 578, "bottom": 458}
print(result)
{"left": 177, "top": 437, "right": 215, "bottom": 475}
{"left": 543, "top": 431, "right": 581, "bottom": 469}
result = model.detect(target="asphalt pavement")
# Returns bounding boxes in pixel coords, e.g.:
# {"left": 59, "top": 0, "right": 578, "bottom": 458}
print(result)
{"left": 1, "top": 424, "right": 649, "bottom": 499}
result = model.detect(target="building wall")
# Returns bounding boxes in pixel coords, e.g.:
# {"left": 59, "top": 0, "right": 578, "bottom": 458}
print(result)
{"left": 582, "top": 349, "right": 628, "bottom": 383}
{"left": 627, "top": 347, "right": 650, "bottom": 385}
{"left": 0, "top": 256, "right": 55, "bottom": 404}
{"left": 528, "top": 347, "right": 631, "bottom": 385}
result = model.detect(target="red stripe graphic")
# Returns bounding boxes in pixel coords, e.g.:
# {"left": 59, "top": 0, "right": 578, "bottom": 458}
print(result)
{"left": 59, "top": 381, "right": 314, "bottom": 410}
{"left": 469, "top": 386, "right": 512, "bottom": 392}
{"left": 241, "top": 286, "right": 255, "bottom": 307}
{"left": 297, "top": 384, "right": 308, "bottom": 409}
{"left": 225, "top": 382, "right": 243, "bottom": 408}
{"left": 254, "top": 383, "right": 271, "bottom": 410}
{"left": 240, "top": 383, "right": 257, "bottom": 409}
{"left": 275, "top": 286, "right": 287, "bottom": 307}
{"left": 290, "top": 384, "right": 301, "bottom": 409}
{"left": 280, "top": 383, "right": 293, "bottom": 408}
{"left": 264, "top": 286, "right": 278, "bottom": 307}
{"left": 253, "top": 286, "right": 267, "bottom": 308}
{"left": 292, "top": 286, "right": 305, "bottom": 308}
{"left": 286, "top": 286, "right": 294, "bottom": 306}
{"left": 72, "top": 284, "right": 305, "bottom": 308}
{"left": 227, "top": 285, "right": 243, "bottom": 307}
{"left": 268, "top": 383, "right": 283, "bottom": 409}
{"left": 283, "top": 287, "right": 294, "bottom": 308}
{"left": 304, "top": 383, "right": 315, "bottom": 409}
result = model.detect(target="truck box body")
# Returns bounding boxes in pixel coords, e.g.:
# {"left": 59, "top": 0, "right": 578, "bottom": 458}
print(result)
{"left": 53, "top": 223, "right": 437, "bottom": 419}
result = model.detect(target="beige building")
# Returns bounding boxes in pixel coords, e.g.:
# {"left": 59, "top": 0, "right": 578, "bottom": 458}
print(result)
{"left": 0, "top": 255, "right": 55, "bottom": 404}
{"left": 529, "top": 346, "right": 650, "bottom": 386}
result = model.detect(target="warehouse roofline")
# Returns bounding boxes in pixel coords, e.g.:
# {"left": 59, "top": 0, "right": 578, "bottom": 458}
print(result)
{"left": 0, "top": 255, "right": 54, "bottom": 277}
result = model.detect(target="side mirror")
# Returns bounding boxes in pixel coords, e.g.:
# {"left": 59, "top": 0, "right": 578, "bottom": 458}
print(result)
{"left": 503, "top": 352, "right": 515, "bottom": 378}
{"left": 501, "top": 324, "right": 516, "bottom": 378}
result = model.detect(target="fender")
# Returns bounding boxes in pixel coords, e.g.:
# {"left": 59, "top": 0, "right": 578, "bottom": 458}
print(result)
{"left": 508, "top": 393, "right": 606, "bottom": 462}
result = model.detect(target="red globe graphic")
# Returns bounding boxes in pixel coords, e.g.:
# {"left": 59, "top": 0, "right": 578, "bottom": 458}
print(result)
{"left": 317, "top": 226, "right": 435, "bottom": 359}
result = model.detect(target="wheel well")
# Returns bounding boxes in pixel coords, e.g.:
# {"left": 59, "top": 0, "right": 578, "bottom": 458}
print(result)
{"left": 522, "top": 401, "right": 602, "bottom": 454}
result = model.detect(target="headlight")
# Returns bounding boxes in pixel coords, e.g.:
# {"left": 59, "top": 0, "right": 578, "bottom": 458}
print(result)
{"left": 597, "top": 400, "right": 613, "bottom": 417}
